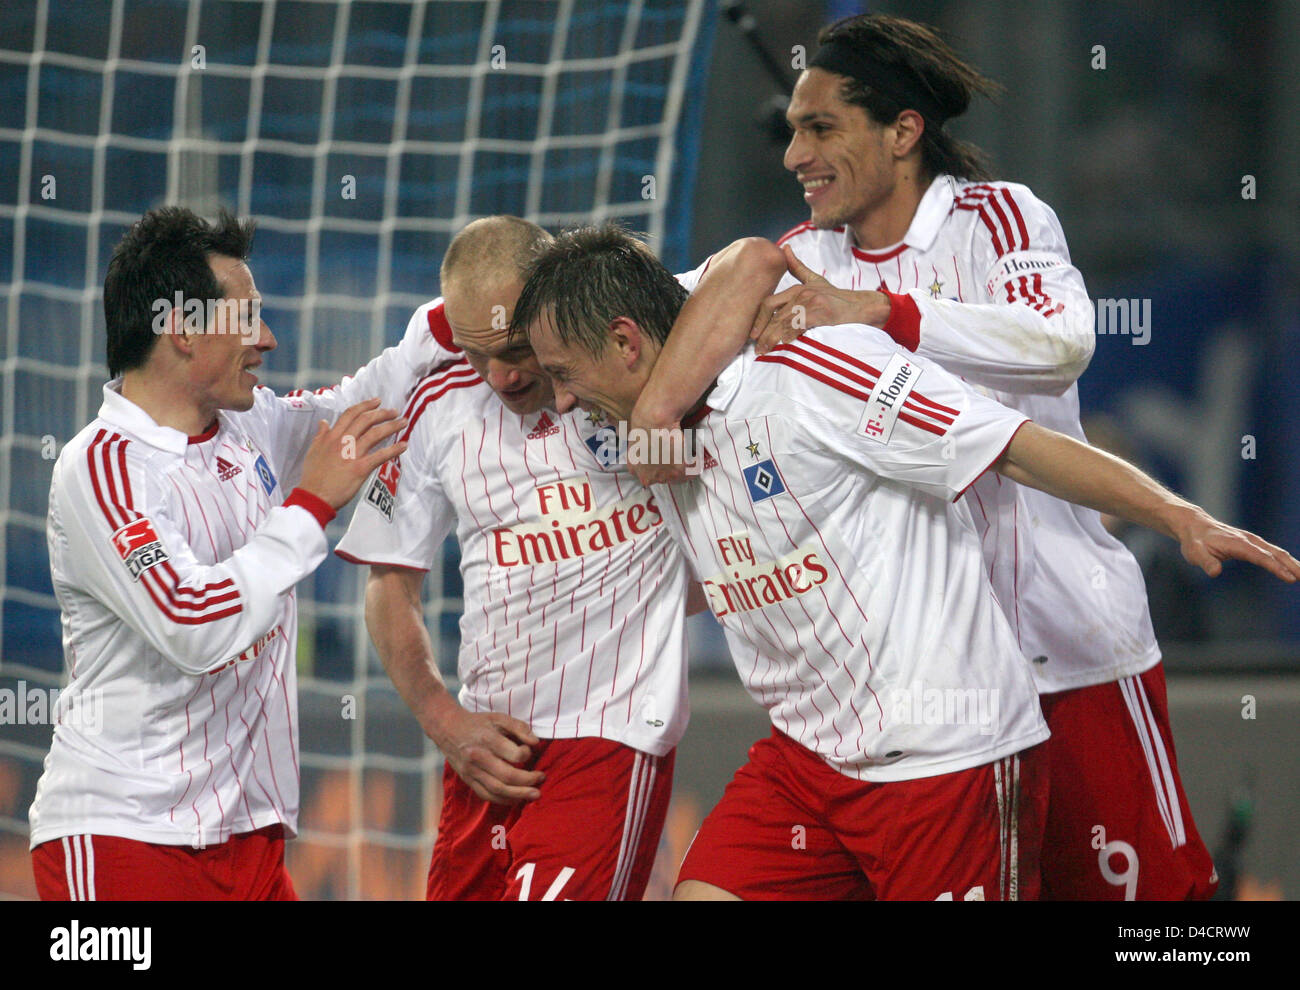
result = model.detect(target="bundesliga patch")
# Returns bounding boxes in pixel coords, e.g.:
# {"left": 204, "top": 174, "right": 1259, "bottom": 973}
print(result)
{"left": 365, "top": 458, "right": 401, "bottom": 522}
{"left": 858, "top": 352, "right": 923, "bottom": 446}
{"left": 254, "top": 454, "right": 276, "bottom": 495}
{"left": 742, "top": 458, "right": 786, "bottom": 503}
{"left": 110, "top": 518, "right": 169, "bottom": 581}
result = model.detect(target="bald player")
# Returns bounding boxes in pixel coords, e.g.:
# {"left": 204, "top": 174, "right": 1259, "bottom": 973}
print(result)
{"left": 336, "top": 216, "right": 772, "bottom": 900}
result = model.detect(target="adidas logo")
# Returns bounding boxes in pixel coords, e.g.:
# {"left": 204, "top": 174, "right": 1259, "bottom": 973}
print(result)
{"left": 526, "top": 412, "right": 560, "bottom": 440}
{"left": 701, "top": 447, "right": 718, "bottom": 470}
{"left": 216, "top": 456, "right": 242, "bottom": 482}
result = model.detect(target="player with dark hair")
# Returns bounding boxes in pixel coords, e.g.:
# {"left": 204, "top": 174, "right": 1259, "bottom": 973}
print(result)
{"left": 104, "top": 205, "right": 258, "bottom": 378}
{"left": 632, "top": 12, "right": 1228, "bottom": 901}
{"left": 336, "top": 216, "right": 777, "bottom": 900}
{"left": 29, "top": 205, "right": 442, "bottom": 899}
{"left": 805, "top": 13, "right": 1001, "bottom": 185}
{"left": 515, "top": 223, "right": 1298, "bottom": 901}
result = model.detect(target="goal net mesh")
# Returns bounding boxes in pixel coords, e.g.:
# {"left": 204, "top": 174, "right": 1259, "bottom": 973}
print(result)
{"left": 0, "top": 0, "right": 716, "bottom": 899}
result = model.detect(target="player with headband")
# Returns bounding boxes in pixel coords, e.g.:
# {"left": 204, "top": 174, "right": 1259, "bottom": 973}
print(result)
{"left": 516, "top": 223, "right": 1299, "bottom": 901}
{"left": 634, "top": 13, "right": 1221, "bottom": 899}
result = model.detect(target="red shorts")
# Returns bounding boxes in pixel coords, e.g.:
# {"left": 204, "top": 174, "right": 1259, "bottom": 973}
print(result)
{"left": 1038, "top": 663, "right": 1218, "bottom": 900}
{"left": 427, "top": 737, "right": 673, "bottom": 901}
{"left": 32, "top": 825, "right": 297, "bottom": 901}
{"left": 677, "top": 729, "right": 1047, "bottom": 900}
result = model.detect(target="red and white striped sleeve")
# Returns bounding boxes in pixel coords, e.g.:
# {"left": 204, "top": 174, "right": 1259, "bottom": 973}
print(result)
{"left": 884, "top": 183, "right": 1095, "bottom": 396}
{"left": 251, "top": 298, "right": 463, "bottom": 489}
{"left": 752, "top": 325, "right": 1028, "bottom": 501}
{"left": 335, "top": 363, "right": 474, "bottom": 571}
{"left": 53, "top": 429, "right": 333, "bottom": 676}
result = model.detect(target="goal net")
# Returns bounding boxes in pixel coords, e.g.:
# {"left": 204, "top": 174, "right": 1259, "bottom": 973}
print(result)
{"left": 0, "top": 0, "right": 716, "bottom": 899}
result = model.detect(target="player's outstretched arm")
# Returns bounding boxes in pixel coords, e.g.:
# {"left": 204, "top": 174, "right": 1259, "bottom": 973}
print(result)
{"left": 364, "top": 565, "right": 544, "bottom": 805}
{"left": 995, "top": 423, "right": 1300, "bottom": 582}
{"left": 258, "top": 306, "right": 455, "bottom": 487}
{"left": 628, "top": 237, "right": 788, "bottom": 485}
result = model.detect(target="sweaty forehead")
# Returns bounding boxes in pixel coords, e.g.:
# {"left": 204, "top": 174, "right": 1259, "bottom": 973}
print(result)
{"left": 209, "top": 255, "right": 256, "bottom": 298}
{"left": 445, "top": 282, "right": 524, "bottom": 354}
{"left": 449, "top": 319, "right": 520, "bottom": 356}
{"left": 524, "top": 311, "right": 563, "bottom": 356}
{"left": 529, "top": 313, "right": 596, "bottom": 373}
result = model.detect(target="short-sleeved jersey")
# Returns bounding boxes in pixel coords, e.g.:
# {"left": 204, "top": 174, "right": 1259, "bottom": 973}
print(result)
{"left": 29, "top": 322, "right": 445, "bottom": 850}
{"left": 336, "top": 352, "right": 690, "bottom": 758}
{"left": 655, "top": 325, "right": 1048, "bottom": 782}
{"left": 770, "top": 176, "right": 1160, "bottom": 693}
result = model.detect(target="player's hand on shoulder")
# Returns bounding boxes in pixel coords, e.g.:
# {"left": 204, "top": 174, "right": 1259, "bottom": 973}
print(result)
{"left": 431, "top": 700, "right": 545, "bottom": 805}
{"left": 1175, "top": 508, "right": 1300, "bottom": 583}
{"left": 750, "top": 245, "right": 891, "bottom": 355}
{"left": 298, "top": 398, "right": 408, "bottom": 510}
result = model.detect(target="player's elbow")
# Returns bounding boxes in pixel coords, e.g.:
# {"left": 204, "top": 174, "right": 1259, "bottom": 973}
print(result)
{"left": 740, "top": 237, "right": 789, "bottom": 284}
{"left": 160, "top": 626, "right": 267, "bottom": 677}
{"left": 1039, "top": 309, "right": 1095, "bottom": 394}
{"left": 1063, "top": 309, "right": 1096, "bottom": 376}
{"left": 715, "top": 237, "right": 787, "bottom": 289}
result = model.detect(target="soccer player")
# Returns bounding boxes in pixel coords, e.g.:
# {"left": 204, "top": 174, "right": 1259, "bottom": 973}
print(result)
{"left": 514, "top": 223, "right": 1299, "bottom": 901}
{"left": 29, "top": 206, "right": 442, "bottom": 900}
{"left": 335, "top": 216, "right": 774, "bottom": 901}
{"left": 634, "top": 13, "right": 1227, "bottom": 900}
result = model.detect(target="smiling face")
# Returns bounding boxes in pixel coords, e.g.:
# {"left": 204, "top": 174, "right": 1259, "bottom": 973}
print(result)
{"left": 525, "top": 310, "right": 646, "bottom": 423}
{"left": 187, "top": 254, "right": 275, "bottom": 416}
{"left": 444, "top": 277, "right": 553, "bottom": 416}
{"left": 783, "top": 67, "right": 898, "bottom": 235}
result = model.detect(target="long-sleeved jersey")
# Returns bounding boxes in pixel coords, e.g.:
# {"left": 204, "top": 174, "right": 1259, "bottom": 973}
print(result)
{"left": 656, "top": 326, "right": 1049, "bottom": 781}
{"left": 772, "top": 175, "right": 1160, "bottom": 693}
{"left": 29, "top": 323, "right": 442, "bottom": 850}
{"left": 336, "top": 302, "right": 690, "bottom": 757}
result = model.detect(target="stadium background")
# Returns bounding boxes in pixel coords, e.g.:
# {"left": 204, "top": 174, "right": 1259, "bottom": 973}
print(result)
{"left": 1, "top": 0, "right": 1296, "bottom": 899}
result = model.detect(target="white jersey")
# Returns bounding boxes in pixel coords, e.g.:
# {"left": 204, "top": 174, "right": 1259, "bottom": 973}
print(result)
{"left": 655, "top": 325, "right": 1049, "bottom": 782}
{"left": 336, "top": 304, "right": 690, "bottom": 757}
{"left": 30, "top": 322, "right": 444, "bottom": 850}
{"left": 772, "top": 175, "right": 1160, "bottom": 693}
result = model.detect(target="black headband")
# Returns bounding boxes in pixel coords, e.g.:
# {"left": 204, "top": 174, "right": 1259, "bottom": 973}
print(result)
{"left": 809, "top": 37, "right": 948, "bottom": 127}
